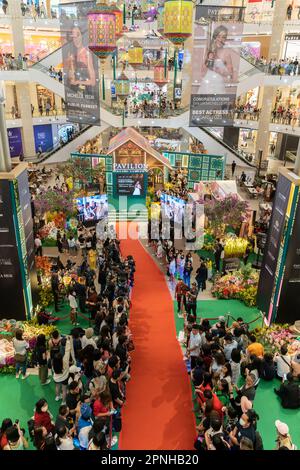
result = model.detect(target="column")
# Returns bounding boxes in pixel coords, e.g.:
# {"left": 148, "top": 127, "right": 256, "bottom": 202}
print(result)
{"left": 10, "top": 0, "right": 25, "bottom": 56}
{"left": 294, "top": 139, "right": 300, "bottom": 176}
{"left": 16, "top": 83, "right": 36, "bottom": 157}
{"left": 0, "top": 90, "right": 12, "bottom": 172}
{"left": 255, "top": 86, "right": 274, "bottom": 161}
{"left": 268, "top": 0, "right": 287, "bottom": 61}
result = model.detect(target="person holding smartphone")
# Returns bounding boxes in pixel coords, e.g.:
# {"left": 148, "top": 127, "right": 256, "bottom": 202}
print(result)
{"left": 2, "top": 421, "right": 28, "bottom": 450}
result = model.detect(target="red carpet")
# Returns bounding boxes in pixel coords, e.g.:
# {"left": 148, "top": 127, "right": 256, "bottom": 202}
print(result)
{"left": 118, "top": 225, "right": 195, "bottom": 450}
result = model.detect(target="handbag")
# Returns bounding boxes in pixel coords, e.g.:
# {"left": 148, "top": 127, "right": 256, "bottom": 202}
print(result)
{"left": 15, "top": 353, "right": 26, "bottom": 363}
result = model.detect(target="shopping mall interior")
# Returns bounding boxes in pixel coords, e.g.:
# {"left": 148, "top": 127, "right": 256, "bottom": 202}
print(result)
{"left": 0, "top": 0, "right": 300, "bottom": 454}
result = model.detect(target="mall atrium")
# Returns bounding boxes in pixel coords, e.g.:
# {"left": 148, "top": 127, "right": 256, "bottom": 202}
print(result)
{"left": 0, "top": 0, "right": 300, "bottom": 454}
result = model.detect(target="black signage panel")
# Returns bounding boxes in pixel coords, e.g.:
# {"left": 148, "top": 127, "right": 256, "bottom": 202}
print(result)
{"left": 276, "top": 196, "right": 300, "bottom": 323}
{"left": 0, "top": 180, "right": 26, "bottom": 320}
{"left": 256, "top": 174, "right": 291, "bottom": 314}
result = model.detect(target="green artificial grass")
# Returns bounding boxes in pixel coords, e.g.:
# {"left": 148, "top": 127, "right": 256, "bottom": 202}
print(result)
{"left": 0, "top": 302, "right": 119, "bottom": 450}
{"left": 173, "top": 299, "right": 300, "bottom": 450}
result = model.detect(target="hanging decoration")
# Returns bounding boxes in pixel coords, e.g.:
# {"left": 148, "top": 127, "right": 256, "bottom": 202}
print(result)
{"left": 114, "top": 72, "right": 130, "bottom": 99}
{"left": 87, "top": 2, "right": 117, "bottom": 100}
{"left": 114, "top": 72, "right": 130, "bottom": 126}
{"left": 163, "top": 0, "right": 193, "bottom": 45}
{"left": 128, "top": 41, "right": 144, "bottom": 66}
{"left": 110, "top": 3, "right": 124, "bottom": 38}
{"left": 154, "top": 61, "right": 168, "bottom": 86}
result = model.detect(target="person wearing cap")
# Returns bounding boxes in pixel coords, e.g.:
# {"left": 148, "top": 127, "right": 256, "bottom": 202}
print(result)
{"left": 81, "top": 328, "right": 97, "bottom": 349}
{"left": 275, "top": 420, "right": 296, "bottom": 450}
{"left": 187, "top": 324, "right": 202, "bottom": 370}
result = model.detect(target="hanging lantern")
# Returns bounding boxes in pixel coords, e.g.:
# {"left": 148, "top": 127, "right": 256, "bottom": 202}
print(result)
{"left": 154, "top": 62, "right": 168, "bottom": 86}
{"left": 128, "top": 41, "right": 143, "bottom": 66}
{"left": 110, "top": 3, "right": 123, "bottom": 38}
{"left": 87, "top": 3, "right": 117, "bottom": 60}
{"left": 163, "top": 0, "right": 193, "bottom": 45}
{"left": 114, "top": 72, "right": 130, "bottom": 100}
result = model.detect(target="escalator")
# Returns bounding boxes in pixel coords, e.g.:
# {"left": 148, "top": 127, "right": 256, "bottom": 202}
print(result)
{"left": 182, "top": 126, "right": 256, "bottom": 168}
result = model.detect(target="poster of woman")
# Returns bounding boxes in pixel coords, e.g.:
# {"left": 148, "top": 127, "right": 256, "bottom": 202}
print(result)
{"left": 190, "top": 5, "right": 244, "bottom": 127}
{"left": 60, "top": 1, "right": 100, "bottom": 125}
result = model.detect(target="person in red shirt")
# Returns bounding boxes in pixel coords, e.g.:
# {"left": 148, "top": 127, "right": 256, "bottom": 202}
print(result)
{"left": 195, "top": 372, "right": 213, "bottom": 407}
{"left": 203, "top": 389, "right": 224, "bottom": 420}
{"left": 34, "top": 399, "right": 55, "bottom": 435}
{"left": 93, "top": 391, "right": 113, "bottom": 418}
{"left": 175, "top": 279, "right": 189, "bottom": 314}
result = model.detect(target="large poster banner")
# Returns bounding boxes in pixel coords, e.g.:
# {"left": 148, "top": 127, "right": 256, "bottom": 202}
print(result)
{"left": 59, "top": 1, "right": 100, "bottom": 125}
{"left": 7, "top": 128, "right": 23, "bottom": 158}
{"left": 190, "top": 5, "right": 244, "bottom": 127}
{"left": 256, "top": 174, "right": 292, "bottom": 318}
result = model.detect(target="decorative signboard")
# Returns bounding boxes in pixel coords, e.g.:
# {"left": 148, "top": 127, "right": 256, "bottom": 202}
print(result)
{"left": 162, "top": 151, "right": 225, "bottom": 188}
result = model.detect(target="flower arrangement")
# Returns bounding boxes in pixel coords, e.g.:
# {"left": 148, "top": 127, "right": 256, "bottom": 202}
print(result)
{"left": 224, "top": 236, "right": 249, "bottom": 258}
{"left": 35, "top": 256, "right": 52, "bottom": 275}
{"left": 37, "top": 285, "right": 54, "bottom": 309}
{"left": 212, "top": 265, "right": 259, "bottom": 306}
{"left": 253, "top": 324, "right": 300, "bottom": 354}
{"left": 205, "top": 194, "right": 251, "bottom": 238}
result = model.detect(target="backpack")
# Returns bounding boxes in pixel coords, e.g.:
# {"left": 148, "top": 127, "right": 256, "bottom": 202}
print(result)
{"left": 112, "top": 410, "right": 122, "bottom": 432}
{"left": 49, "top": 339, "right": 61, "bottom": 361}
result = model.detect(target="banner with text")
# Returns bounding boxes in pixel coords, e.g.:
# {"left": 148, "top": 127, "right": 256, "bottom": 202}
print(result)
{"left": 59, "top": 1, "right": 100, "bottom": 125}
{"left": 190, "top": 5, "right": 244, "bottom": 127}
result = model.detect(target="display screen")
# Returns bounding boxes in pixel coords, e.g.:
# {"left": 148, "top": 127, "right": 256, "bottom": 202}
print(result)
{"left": 116, "top": 173, "right": 145, "bottom": 196}
{"left": 160, "top": 193, "right": 186, "bottom": 224}
{"left": 76, "top": 194, "right": 108, "bottom": 222}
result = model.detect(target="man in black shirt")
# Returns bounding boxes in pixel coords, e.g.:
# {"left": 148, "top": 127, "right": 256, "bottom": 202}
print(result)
{"left": 274, "top": 373, "right": 300, "bottom": 409}
{"left": 109, "top": 370, "right": 125, "bottom": 408}
{"left": 66, "top": 381, "right": 81, "bottom": 416}
{"left": 55, "top": 404, "right": 73, "bottom": 432}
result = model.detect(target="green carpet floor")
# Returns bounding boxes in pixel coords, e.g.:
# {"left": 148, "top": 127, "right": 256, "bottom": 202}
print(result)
{"left": 173, "top": 299, "right": 300, "bottom": 450}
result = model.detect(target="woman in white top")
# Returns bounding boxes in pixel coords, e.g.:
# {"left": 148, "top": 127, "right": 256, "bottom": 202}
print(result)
{"left": 68, "top": 236, "right": 77, "bottom": 257}
{"left": 68, "top": 291, "right": 79, "bottom": 326}
{"left": 274, "top": 346, "right": 292, "bottom": 379}
{"left": 52, "top": 337, "right": 75, "bottom": 403}
{"left": 55, "top": 426, "right": 74, "bottom": 450}
{"left": 13, "top": 329, "right": 29, "bottom": 379}
{"left": 3, "top": 423, "right": 29, "bottom": 451}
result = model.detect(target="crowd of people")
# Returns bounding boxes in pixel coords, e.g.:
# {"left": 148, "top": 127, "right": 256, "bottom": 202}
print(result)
{"left": 121, "top": 97, "right": 181, "bottom": 119}
{"left": 271, "top": 105, "right": 300, "bottom": 127}
{"left": 242, "top": 52, "right": 300, "bottom": 76}
{"left": 0, "top": 52, "right": 28, "bottom": 70}
{"left": 234, "top": 104, "right": 260, "bottom": 121}
{"left": 1, "top": 1, "right": 57, "bottom": 19}
{"left": 186, "top": 318, "right": 300, "bottom": 451}
{"left": 2, "top": 226, "right": 136, "bottom": 451}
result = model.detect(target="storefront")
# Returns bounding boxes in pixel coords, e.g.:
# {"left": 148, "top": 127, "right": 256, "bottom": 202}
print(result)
{"left": 283, "top": 34, "right": 300, "bottom": 60}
